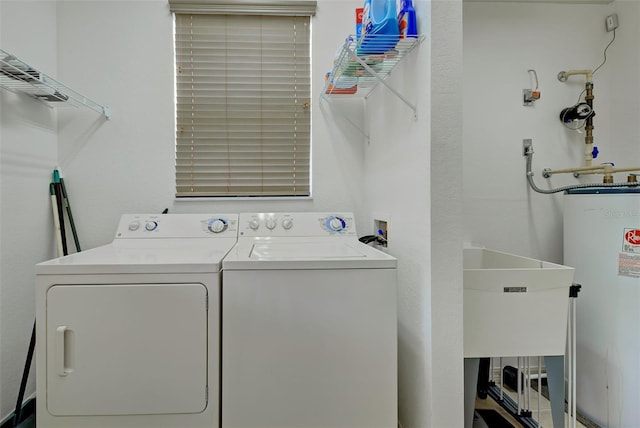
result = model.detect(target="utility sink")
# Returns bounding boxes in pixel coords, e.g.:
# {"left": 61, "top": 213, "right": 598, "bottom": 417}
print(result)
{"left": 463, "top": 247, "right": 575, "bottom": 358}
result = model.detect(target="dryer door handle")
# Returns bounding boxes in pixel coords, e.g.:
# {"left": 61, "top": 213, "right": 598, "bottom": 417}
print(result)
{"left": 55, "top": 325, "right": 69, "bottom": 377}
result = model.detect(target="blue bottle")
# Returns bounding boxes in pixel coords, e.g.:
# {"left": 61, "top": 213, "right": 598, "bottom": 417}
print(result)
{"left": 397, "top": 0, "right": 417, "bottom": 39}
{"left": 358, "top": 0, "right": 400, "bottom": 54}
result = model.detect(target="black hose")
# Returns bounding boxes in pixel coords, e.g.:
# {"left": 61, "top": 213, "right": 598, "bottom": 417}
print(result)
{"left": 358, "top": 234, "right": 387, "bottom": 245}
{"left": 12, "top": 321, "right": 36, "bottom": 428}
{"left": 12, "top": 176, "right": 79, "bottom": 427}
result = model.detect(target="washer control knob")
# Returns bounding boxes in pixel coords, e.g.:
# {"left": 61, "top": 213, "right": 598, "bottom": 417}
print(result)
{"left": 266, "top": 218, "right": 277, "bottom": 230}
{"left": 128, "top": 221, "right": 141, "bottom": 231}
{"left": 326, "top": 216, "right": 346, "bottom": 232}
{"left": 208, "top": 218, "right": 228, "bottom": 233}
{"left": 282, "top": 218, "right": 293, "bottom": 230}
{"left": 249, "top": 219, "right": 260, "bottom": 230}
{"left": 145, "top": 221, "right": 158, "bottom": 232}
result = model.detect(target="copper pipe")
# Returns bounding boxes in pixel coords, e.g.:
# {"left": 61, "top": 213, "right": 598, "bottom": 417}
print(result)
{"left": 584, "top": 82, "right": 594, "bottom": 166}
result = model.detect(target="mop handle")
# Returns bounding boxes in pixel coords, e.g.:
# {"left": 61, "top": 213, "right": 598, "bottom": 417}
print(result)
{"left": 60, "top": 177, "right": 81, "bottom": 252}
{"left": 49, "top": 183, "right": 64, "bottom": 258}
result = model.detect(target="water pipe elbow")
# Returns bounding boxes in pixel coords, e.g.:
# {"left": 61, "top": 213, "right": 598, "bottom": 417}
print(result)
{"left": 557, "top": 69, "right": 594, "bottom": 83}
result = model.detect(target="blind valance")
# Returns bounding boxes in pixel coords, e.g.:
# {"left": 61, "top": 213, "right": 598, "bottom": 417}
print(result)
{"left": 169, "top": 0, "right": 317, "bottom": 16}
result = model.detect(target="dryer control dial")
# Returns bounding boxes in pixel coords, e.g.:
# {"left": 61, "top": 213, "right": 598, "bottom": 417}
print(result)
{"left": 249, "top": 219, "right": 260, "bottom": 230}
{"left": 145, "top": 221, "right": 158, "bottom": 232}
{"left": 266, "top": 217, "right": 277, "bottom": 230}
{"left": 208, "top": 218, "right": 228, "bottom": 233}
{"left": 128, "top": 221, "right": 141, "bottom": 231}
{"left": 282, "top": 218, "right": 293, "bottom": 230}
{"left": 325, "top": 216, "right": 346, "bottom": 232}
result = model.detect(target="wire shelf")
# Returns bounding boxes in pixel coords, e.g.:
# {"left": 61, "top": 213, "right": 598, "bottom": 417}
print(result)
{"left": 321, "top": 34, "right": 424, "bottom": 100}
{"left": 319, "top": 34, "right": 424, "bottom": 139}
{"left": 0, "top": 49, "right": 110, "bottom": 119}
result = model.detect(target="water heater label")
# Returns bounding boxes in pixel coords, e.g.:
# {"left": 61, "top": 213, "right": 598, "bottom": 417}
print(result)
{"left": 623, "top": 228, "right": 640, "bottom": 253}
{"left": 618, "top": 253, "right": 640, "bottom": 278}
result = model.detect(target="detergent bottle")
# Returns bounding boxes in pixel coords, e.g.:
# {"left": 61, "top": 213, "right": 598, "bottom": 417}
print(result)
{"left": 397, "top": 0, "right": 417, "bottom": 39}
{"left": 356, "top": 7, "right": 364, "bottom": 40}
{"left": 360, "top": 0, "right": 371, "bottom": 40}
{"left": 358, "top": 0, "right": 400, "bottom": 54}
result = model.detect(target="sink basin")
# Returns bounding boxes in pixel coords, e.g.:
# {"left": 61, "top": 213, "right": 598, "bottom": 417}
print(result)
{"left": 463, "top": 247, "right": 575, "bottom": 358}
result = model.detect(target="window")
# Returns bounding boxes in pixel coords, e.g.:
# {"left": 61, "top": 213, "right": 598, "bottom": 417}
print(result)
{"left": 170, "top": 0, "right": 316, "bottom": 197}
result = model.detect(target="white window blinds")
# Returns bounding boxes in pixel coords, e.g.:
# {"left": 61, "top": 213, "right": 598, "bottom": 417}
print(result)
{"left": 172, "top": 4, "right": 314, "bottom": 197}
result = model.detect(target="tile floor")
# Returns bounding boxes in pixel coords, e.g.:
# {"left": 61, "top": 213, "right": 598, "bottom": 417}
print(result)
{"left": 16, "top": 387, "right": 594, "bottom": 428}
{"left": 17, "top": 401, "right": 586, "bottom": 428}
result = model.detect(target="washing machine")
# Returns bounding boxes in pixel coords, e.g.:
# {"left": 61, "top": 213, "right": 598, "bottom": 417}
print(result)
{"left": 35, "top": 213, "right": 238, "bottom": 428}
{"left": 222, "top": 212, "right": 398, "bottom": 428}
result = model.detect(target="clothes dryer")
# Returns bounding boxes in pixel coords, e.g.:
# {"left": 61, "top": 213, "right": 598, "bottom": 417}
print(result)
{"left": 222, "top": 212, "right": 397, "bottom": 428}
{"left": 35, "top": 213, "right": 238, "bottom": 428}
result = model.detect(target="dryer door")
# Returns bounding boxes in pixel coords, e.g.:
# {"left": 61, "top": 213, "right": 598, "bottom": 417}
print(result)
{"left": 46, "top": 283, "right": 208, "bottom": 416}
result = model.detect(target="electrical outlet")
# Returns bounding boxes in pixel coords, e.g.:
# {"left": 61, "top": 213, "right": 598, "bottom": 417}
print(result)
{"left": 606, "top": 14, "right": 619, "bottom": 32}
{"left": 523, "top": 89, "right": 540, "bottom": 106}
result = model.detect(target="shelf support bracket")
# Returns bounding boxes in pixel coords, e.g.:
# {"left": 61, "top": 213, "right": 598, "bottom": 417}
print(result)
{"left": 319, "top": 94, "right": 369, "bottom": 141}
{"left": 347, "top": 47, "right": 418, "bottom": 117}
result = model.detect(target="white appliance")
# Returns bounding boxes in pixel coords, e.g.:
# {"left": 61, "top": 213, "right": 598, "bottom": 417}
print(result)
{"left": 35, "top": 213, "right": 238, "bottom": 428}
{"left": 222, "top": 212, "right": 398, "bottom": 428}
{"left": 564, "top": 189, "right": 640, "bottom": 428}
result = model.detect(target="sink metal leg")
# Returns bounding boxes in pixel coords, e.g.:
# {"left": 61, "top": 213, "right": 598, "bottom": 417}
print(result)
{"left": 545, "top": 355, "right": 565, "bottom": 428}
{"left": 464, "top": 358, "right": 480, "bottom": 428}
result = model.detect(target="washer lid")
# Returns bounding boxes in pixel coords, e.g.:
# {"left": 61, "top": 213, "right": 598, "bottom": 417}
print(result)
{"left": 250, "top": 241, "right": 365, "bottom": 259}
{"left": 36, "top": 238, "right": 236, "bottom": 275}
{"left": 223, "top": 238, "right": 396, "bottom": 270}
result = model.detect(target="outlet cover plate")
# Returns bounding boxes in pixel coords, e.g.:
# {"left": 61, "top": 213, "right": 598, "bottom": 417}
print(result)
{"left": 606, "top": 14, "right": 618, "bottom": 32}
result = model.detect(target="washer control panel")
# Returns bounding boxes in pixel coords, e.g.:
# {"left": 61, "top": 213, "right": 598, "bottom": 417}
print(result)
{"left": 323, "top": 215, "right": 348, "bottom": 233}
{"left": 115, "top": 214, "right": 238, "bottom": 238}
{"left": 238, "top": 212, "right": 356, "bottom": 237}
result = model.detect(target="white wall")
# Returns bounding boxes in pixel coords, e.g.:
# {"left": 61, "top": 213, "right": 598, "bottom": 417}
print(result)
{"left": 361, "top": 10, "right": 433, "bottom": 427}
{"left": 56, "top": 1, "right": 457, "bottom": 426}
{"left": 8, "top": 0, "right": 636, "bottom": 426}
{"left": 463, "top": 0, "right": 640, "bottom": 418}
{"left": 606, "top": 1, "right": 640, "bottom": 164}
{"left": 0, "top": 0, "right": 58, "bottom": 420}
{"left": 429, "top": 1, "right": 464, "bottom": 426}
{"left": 55, "top": 0, "right": 367, "bottom": 251}
{"left": 362, "top": 0, "right": 464, "bottom": 426}
{"left": 0, "top": 1, "right": 467, "bottom": 426}
{"left": 463, "top": 0, "right": 640, "bottom": 264}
